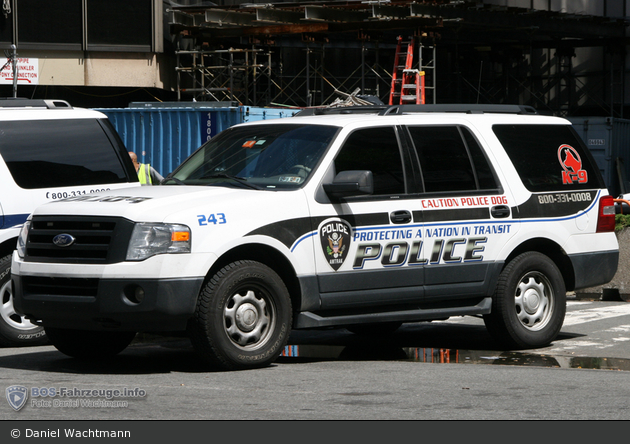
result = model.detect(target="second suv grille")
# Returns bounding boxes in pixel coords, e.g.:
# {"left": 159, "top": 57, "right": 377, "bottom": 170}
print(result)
{"left": 25, "top": 216, "right": 135, "bottom": 264}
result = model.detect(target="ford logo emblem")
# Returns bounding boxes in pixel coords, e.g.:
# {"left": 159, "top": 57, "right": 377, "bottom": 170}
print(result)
{"left": 52, "top": 233, "right": 76, "bottom": 247}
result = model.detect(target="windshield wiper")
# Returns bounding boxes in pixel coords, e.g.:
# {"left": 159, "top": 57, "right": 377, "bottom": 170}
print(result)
{"left": 161, "top": 175, "right": 186, "bottom": 185}
{"left": 203, "top": 173, "right": 263, "bottom": 190}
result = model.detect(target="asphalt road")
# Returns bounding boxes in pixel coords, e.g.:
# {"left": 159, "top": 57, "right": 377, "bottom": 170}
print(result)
{"left": 0, "top": 296, "right": 629, "bottom": 423}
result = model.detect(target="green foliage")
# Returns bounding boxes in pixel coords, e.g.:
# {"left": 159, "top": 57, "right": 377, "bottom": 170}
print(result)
{"left": 615, "top": 214, "right": 630, "bottom": 231}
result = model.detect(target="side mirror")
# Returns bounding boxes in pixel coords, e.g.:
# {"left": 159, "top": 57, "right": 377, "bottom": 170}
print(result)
{"left": 323, "top": 170, "right": 374, "bottom": 198}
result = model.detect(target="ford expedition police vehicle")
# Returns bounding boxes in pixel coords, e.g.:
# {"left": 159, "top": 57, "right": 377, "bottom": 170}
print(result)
{"left": 0, "top": 98, "right": 140, "bottom": 347}
{"left": 12, "top": 104, "right": 619, "bottom": 370}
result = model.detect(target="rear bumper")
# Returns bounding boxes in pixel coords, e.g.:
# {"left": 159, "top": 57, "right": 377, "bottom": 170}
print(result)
{"left": 569, "top": 249, "right": 619, "bottom": 290}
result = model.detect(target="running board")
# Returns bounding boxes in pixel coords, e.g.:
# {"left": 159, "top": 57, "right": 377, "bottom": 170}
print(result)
{"left": 294, "top": 297, "right": 492, "bottom": 329}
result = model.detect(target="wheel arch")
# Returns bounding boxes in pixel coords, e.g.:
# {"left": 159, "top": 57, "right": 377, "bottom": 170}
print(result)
{"left": 503, "top": 238, "right": 575, "bottom": 291}
{"left": 207, "top": 243, "right": 302, "bottom": 313}
{"left": 0, "top": 237, "right": 17, "bottom": 260}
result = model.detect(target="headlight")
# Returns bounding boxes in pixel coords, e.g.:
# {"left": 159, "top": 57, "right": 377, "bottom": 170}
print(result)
{"left": 16, "top": 219, "right": 31, "bottom": 258}
{"left": 126, "top": 223, "right": 191, "bottom": 261}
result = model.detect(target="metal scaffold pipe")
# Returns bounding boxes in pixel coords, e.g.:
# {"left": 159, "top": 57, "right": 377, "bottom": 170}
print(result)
{"left": 12, "top": 45, "right": 17, "bottom": 98}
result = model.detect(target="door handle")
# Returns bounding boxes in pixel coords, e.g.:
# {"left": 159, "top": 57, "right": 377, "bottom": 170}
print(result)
{"left": 491, "top": 205, "right": 510, "bottom": 218}
{"left": 390, "top": 210, "right": 412, "bottom": 224}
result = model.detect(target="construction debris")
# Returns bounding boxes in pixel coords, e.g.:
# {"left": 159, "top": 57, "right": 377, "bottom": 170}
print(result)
{"left": 323, "top": 88, "right": 384, "bottom": 108}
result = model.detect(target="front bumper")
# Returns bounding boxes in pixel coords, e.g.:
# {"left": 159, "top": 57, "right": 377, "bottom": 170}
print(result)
{"left": 13, "top": 275, "right": 204, "bottom": 332}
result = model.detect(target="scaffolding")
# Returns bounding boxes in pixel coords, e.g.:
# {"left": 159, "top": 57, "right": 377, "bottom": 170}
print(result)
{"left": 175, "top": 41, "right": 397, "bottom": 107}
{"left": 175, "top": 47, "right": 273, "bottom": 104}
{"left": 168, "top": 2, "right": 627, "bottom": 115}
{"left": 419, "top": 35, "right": 437, "bottom": 105}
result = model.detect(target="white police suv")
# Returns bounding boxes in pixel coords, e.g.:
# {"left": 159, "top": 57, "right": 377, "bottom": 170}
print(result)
{"left": 12, "top": 104, "right": 618, "bottom": 369}
{"left": 0, "top": 98, "right": 140, "bottom": 346}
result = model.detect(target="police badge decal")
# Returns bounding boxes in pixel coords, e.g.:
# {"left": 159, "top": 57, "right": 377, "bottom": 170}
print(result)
{"left": 319, "top": 219, "right": 351, "bottom": 271}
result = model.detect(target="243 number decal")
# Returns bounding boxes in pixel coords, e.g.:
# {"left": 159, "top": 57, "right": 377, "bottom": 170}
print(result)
{"left": 197, "top": 213, "right": 227, "bottom": 226}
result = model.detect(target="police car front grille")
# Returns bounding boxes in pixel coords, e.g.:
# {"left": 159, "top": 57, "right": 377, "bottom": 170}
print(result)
{"left": 25, "top": 216, "right": 135, "bottom": 264}
{"left": 22, "top": 276, "right": 99, "bottom": 297}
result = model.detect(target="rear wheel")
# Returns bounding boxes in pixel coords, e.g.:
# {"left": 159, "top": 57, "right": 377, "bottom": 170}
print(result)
{"left": 188, "top": 261, "right": 292, "bottom": 370}
{"left": 483, "top": 251, "right": 566, "bottom": 349}
{"left": 45, "top": 327, "right": 136, "bottom": 359}
{"left": 0, "top": 255, "right": 47, "bottom": 346}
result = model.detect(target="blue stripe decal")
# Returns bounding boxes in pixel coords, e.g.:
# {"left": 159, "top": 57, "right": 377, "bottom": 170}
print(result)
{"left": 510, "top": 189, "right": 601, "bottom": 225}
{"left": 1, "top": 213, "right": 29, "bottom": 229}
{"left": 291, "top": 231, "right": 316, "bottom": 252}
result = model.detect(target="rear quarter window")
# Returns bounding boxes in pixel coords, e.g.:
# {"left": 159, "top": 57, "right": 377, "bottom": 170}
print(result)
{"left": 492, "top": 124, "right": 604, "bottom": 192}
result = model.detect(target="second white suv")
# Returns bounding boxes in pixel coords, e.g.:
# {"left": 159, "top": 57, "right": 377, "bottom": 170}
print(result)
{"left": 0, "top": 98, "right": 140, "bottom": 346}
{"left": 12, "top": 104, "right": 619, "bottom": 369}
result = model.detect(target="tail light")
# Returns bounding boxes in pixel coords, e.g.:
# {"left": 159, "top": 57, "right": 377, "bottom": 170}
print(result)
{"left": 596, "top": 195, "right": 616, "bottom": 232}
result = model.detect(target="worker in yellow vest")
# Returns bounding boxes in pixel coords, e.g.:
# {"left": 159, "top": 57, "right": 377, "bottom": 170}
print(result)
{"left": 129, "top": 152, "right": 163, "bottom": 185}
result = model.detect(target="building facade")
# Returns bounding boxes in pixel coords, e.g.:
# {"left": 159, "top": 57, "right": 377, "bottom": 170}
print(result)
{"left": 0, "top": 0, "right": 628, "bottom": 117}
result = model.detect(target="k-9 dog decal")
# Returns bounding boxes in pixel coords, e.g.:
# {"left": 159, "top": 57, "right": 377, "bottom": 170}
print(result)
{"left": 558, "top": 144, "right": 588, "bottom": 185}
{"left": 319, "top": 218, "right": 352, "bottom": 271}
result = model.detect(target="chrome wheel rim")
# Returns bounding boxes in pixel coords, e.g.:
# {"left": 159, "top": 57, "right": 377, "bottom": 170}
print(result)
{"left": 514, "top": 271, "right": 554, "bottom": 331}
{"left": 0, "top": 278, "right": 39, "bottom": 331}
{"left": 223, "top": 289, "right": 276, "bottom": 350}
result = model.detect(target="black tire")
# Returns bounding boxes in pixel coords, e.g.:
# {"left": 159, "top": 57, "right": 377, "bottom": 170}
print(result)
{"left": 188, "top": 260, "right": 292, "bottom": 370}
{"left": 0, "top": 255, "right": 48, "bottom": 347}
{"left": 45, "top": 327, "right": 136, "bottom": 359}
{"left": 346, "top": 322, "right": 402, "bottom": 336}
{"left": 483, "top": 251, "right": 566, "bottom": 349}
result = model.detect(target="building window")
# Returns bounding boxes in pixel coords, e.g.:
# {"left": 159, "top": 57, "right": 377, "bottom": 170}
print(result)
{"left": 0, "top": 10, "right": 13, "bottom": 49}
{"left": 5, "top": 0, "right": 157, "bottom": 52}
{"left": 16, "top": 0, "right": 83, "bottom": 50}
{"left": 86, "top": 0, "right": 153, "bottom": 51}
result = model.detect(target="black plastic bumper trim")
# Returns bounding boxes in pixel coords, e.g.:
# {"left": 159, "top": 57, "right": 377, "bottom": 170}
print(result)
{"left": 13, "top": 276, "right": 204, "bottom": 332}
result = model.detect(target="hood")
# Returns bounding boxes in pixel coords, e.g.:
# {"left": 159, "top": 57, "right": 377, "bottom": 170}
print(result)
{"left": 31, "top": 185, "right": 261, "bottom": 223}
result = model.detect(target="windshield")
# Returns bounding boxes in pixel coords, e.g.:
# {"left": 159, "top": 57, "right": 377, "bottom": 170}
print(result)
{"left": 164, "top": 123, "right": 338, "bottom": 189}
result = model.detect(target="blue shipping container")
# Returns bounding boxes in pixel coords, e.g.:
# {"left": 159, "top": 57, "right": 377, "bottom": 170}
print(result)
{"left": 567, "top": 117, "right": 630, "bottom": 197}
{"left": 96, "top": 104, "right": 300, "bottom": 177}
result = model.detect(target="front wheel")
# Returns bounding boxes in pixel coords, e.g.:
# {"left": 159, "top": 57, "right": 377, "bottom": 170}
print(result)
{"left": 0, "top": 255, "right": 47, "bottom": 347}
{"left": 188, "top": 261, "right": 292, "bottom": 370}
{"left": 483, "top": 252, "right": 566, "bottom": 349}
{"left": 45, "top": 327, "right": 136, "bottom": 359}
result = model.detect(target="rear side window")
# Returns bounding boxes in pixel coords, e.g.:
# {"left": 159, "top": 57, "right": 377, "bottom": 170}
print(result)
{"left": 407, "top": 125, "right": 497, "bottom": 193}
{"left": 493, "top": 124, "right": 604, "bottom": 192}
{"left": 0, "top": 119, "right": 131, "bottom": 189}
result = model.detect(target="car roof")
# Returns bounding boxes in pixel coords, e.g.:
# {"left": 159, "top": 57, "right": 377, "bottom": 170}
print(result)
{"left": 0, "top": 98, "right": 106, "bottom": 121}
{"left": 234, "top": 104, "right": 569, "bottom": 129}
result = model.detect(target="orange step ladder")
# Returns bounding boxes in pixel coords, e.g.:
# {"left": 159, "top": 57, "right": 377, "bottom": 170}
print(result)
{"left": 389, "top": 36, "right": 425, "bottom": 105}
